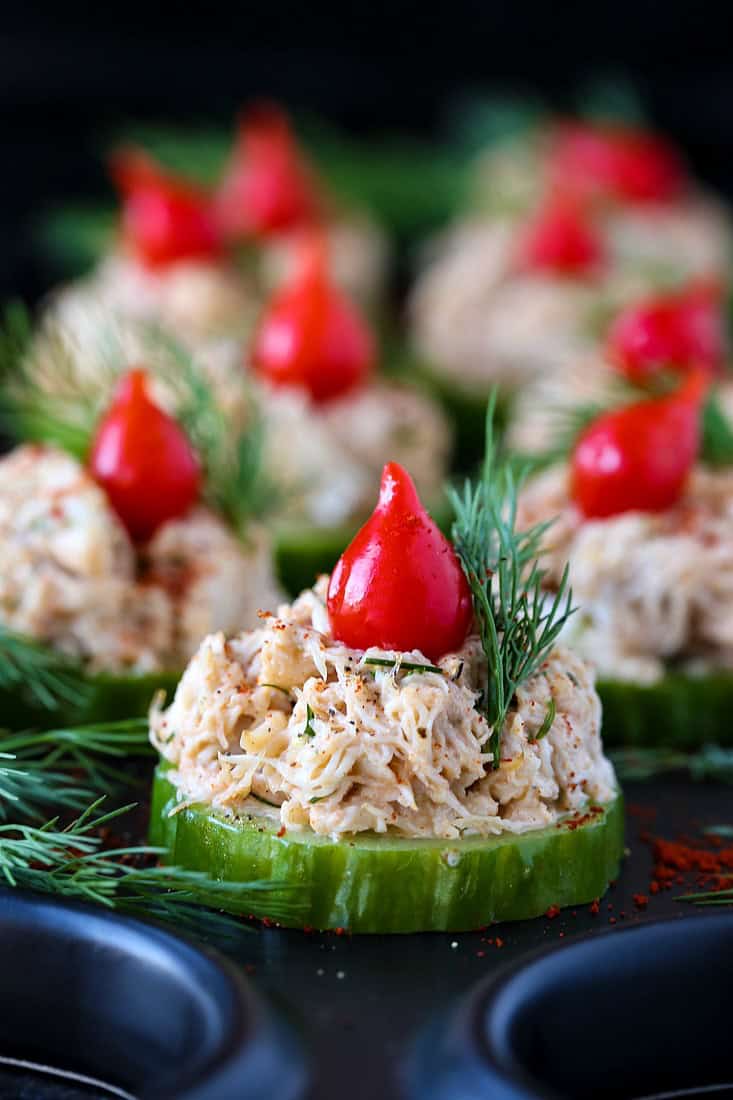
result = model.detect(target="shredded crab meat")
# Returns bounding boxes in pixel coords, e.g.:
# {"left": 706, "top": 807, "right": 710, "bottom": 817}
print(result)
{"left": 151, "top": 578, "right": 616, "bottom": 839}
{"left": 0, "top": 445, "right": 281, "bottom": 673}
{"left": 518, "top": 464, "right": 733, "bottom": 683}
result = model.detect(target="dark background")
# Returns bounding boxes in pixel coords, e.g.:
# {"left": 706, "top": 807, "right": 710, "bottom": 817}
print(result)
{"left": 2, "top": 3, "right": 733, "bottom": 300}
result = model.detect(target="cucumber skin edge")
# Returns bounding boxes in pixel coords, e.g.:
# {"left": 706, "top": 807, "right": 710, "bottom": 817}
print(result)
{"left": 598, "top": 674, "right": 733, "bottom": 749}
{"left": 150, "top": 767, "right": 624, "bottom": 934}
{"left": 0, "top": 670, "right": 180, "bottom": 731}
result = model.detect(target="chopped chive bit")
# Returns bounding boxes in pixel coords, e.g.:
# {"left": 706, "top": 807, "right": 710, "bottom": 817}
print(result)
{"left": 363, "top": 657, "right": 444, "bottom": 676}
{"left": 302, "top": 703, "right": 317, "bottom": 738}
{"left": 530, "top": 697, "right": 556, "bottom": 742}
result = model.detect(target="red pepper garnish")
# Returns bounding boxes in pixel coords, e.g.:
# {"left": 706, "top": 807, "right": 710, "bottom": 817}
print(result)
{"left": 90, "top": 369, "right": 201, "bottom": 541}
{"left": 251, "top": 235, "right": 374, "bottom": 403}
{"left": 516, "top": 196, "right": 604, "bottom": 275}
{"left": 607, "top": 282, "right": 725, "bottom": 382}
{"left": 111, "top": 149, "right": 221, "bottom": 269}
{"left": 215, "top": 103, "right": 320, "bottom": 240}
{"left": 549, "top": 121, "right": 686, "bottom": 204}
{"left": 570, "top": 370, "right": 708, "bottom": 519}
{"left": 327, "top": 462, "right": 473, "bottom": 660}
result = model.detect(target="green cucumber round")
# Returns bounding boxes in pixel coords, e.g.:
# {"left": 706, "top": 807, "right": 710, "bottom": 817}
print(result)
{"left": 150, "top": 767, "right": 624, "bottom": 933}
{"left": 598, "top": 672, "right": 733, "bottom": 749}
{"left": 0, "top": 670, "right": 180, "bottom": 731}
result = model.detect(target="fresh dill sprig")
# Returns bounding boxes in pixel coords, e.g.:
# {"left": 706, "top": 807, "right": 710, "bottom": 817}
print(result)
{"left": 703, "top": 824, "right": 733, "bottom": 838}
{"left": 0, "top": 799, "right": 302, "bottom": 940}
{"left": 0, "top": 626, "right": 90, "bottom": 714}
{"left": 150, "top": 329, "right": 278, "bottom": 534}
{"left": 0, "top": 719, "right": 151, "bottom": 819}
{"left": 448, "top": 393, "right": 573, "bottom": 767}
{"left": 0, "top": 753, "right": 96, "bottom": 823}
{"left": 0, "top": 301, "right": 100, "bottom": 458}
{"left": 679, "top": 887, "right": 733, "bottom": 907}
{"left": 610, "top": 744, "right": 733, "bottom": 784}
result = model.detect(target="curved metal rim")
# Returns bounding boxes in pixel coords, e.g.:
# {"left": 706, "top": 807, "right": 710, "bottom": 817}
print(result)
{"left": 0, "top": 889, "right": 307, "bottom": 1100}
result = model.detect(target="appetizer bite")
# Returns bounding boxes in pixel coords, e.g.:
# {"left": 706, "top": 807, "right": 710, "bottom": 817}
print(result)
{"left": 50, "top": 104, "right": 387, "bottom": 354}
{"left": 25, "top": 233, "right": 451, "bottom": 594}
{"left": 516, "top": 370, "right": 733, "bottom": 747}
{"left": 0, "top": 350, "right": 281, "bottom": 727}
{"left": 408, "top": 117, "right": 731, "bottom": 450}
{"left": 508, "top": 278, "right": 728, "bottom": 455}
{"left": 149, "top": 411, "right": 622, "bottom": 932}
{"left": 247, "top": 235, "right": 451, "bottom": 587}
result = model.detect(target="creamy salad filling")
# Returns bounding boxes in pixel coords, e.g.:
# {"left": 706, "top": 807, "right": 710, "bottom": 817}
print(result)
{"left": 517, "top": 464, "right": 733, "bottom": 683}
{"left": 260, "top": 213, "right": 389, "bottom": 309}
{"left": 151, "top": 578, "right": 616, "bottom": 840}
{"left": 259, "top": 381, "right": 451, "bottom": 527}
{"left": 0, "top": 446, "right": 281, "bottom": 674}
{"left": 409, "top": 201, "right": 730, "bottom": 390}
{"left": 54, "top": 254, "right": 259, "bottom": 345}
{"left": 507, "top": 353, "right": 628, "bottom": 456}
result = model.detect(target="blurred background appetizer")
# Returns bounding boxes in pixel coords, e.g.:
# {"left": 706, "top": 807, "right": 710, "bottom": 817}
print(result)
{"left": 45, "top": 103, "right": 388, "bottom": 353}
{"left": 20, "top": 229, "right": 452, "bottom": 594}
{"left": 507, "top": 278, "right": 730, "bottom": 455}
{"left": 408, "top": 115, "right": 732, "bottom": 464}
{"left": 0, "top": 345, "right": 281, "bottom": 726}
{"left": 516, "top": 370, "right": 733, "bottom": 747}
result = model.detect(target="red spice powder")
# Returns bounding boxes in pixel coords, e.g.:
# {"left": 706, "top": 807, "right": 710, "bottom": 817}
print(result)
{"left": 652, "top": 836, "right": 733, "bottom": 894}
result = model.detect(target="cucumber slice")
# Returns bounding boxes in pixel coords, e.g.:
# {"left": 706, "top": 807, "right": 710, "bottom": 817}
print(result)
{"left": 274, "top": 496, "right": 453, "bottom": 597}
{"left": 150, "top": 767, "right": 624, "bottom": 933}
{"left": 598, "top": 672, "right": 733, "bottom": 749}
{"left": 0, "top": 670, "right": 180, "bottom": 731}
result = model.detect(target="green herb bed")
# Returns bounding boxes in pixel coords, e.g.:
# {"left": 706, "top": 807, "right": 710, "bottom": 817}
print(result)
{"left": 0, "top": 670, "right": 180, "bottom": 731}
{"left": 598, "top": 673, "right": 733, "bottom": 750}
{"left": 150, "top": 767, "right": 624, "bottom": 933}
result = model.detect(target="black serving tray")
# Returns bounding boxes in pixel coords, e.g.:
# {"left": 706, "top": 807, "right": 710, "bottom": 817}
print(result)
{"left": 217, "top": 776, "right": 732, "bottom": 1099}
{"left": 0, "top": 892, "right": 307, "bottom": 1100}
{"left": 408, "top": 912, "right": 733, "bottom": 1099}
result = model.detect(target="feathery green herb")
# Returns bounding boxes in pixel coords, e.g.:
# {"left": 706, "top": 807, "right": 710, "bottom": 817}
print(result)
{"left": 150, "top": 329, "right": 277, "bottom": 533}
{"left": 703, "top": 824, "right": 733, "bottom": 838}
{"left": 679, "top": 887, "right": 733, "bottom": 907}
{"left": 0, "top": 302, "right": 100, "bottom": 457}
{"left": 610, "top": 744, "right": 733, "bottom": 784}
{"left": 0, "top": 627, "right": 90, "bottom": 714}
{"left": 0, "top": 719, "right": 151, "bottom": 820}
{"left": 449, "top": 394, "right": 573, "bottom": 767}
{"left": 0, "top": 799, "right": 302, "bottom": 940}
